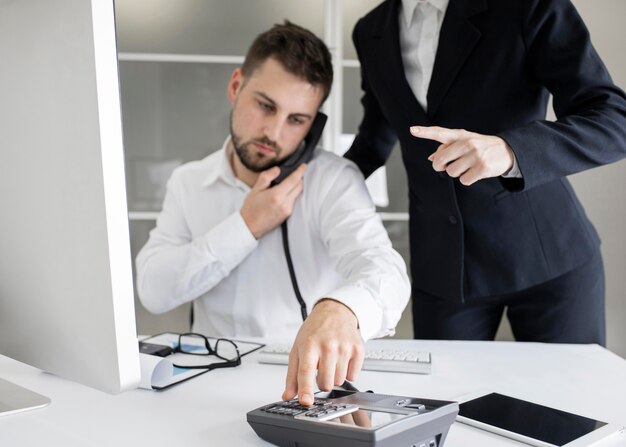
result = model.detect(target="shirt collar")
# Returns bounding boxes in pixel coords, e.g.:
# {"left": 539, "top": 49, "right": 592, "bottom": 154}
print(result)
{"left": 401, "top": 0, "right": 449, "bottom": 27}
{"left": 202, "top": 135, "right": 242, "bottom": 188}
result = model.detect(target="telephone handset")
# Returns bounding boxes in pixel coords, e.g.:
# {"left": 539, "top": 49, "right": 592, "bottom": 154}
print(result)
{"left": 270, "top": 111, "right": 327, "bottom": 186}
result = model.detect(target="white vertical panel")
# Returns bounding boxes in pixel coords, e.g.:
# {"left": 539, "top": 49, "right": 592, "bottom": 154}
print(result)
{"left": 0, "top": 0, "right": 140, "bottom": 392}
{"left": 323, "top": 0, "right": 343, "bottom": 154}
{"left": 91, "top": 0, "right": 142, "bottom": 391}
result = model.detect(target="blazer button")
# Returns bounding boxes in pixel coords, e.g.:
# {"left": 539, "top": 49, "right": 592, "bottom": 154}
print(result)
{"left": 449, "top": 216, "right": 458, "bottom": 225}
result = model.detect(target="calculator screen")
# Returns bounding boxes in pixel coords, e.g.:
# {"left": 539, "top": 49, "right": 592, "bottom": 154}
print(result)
{"left": 327, "top": 409, "right": 408, "bottom": 429}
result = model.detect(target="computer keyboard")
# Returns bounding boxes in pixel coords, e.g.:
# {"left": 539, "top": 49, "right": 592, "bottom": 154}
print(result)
{"left": 256, "top": 344, "right": 432, "bottom": 374}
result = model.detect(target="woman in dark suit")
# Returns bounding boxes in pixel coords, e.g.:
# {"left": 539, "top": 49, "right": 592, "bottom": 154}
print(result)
{"left": 345, "top": 0, "right": 626, "bottom": 344}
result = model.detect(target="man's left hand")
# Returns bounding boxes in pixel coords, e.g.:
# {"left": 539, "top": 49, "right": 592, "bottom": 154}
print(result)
{"left": 410, "top": 126, "right": 514, "bottom": 185}
{"left": 282, "top": 299, "right": 364, "bottom": 406}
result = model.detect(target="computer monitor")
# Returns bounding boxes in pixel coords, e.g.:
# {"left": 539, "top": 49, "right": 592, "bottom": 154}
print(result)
{"left": 0, "top": 0, "right": 141, "bottom": 407}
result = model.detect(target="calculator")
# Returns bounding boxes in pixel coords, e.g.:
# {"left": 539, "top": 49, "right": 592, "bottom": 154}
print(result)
{"left": 247, "top": 387, "right": 458, "bottom": 447}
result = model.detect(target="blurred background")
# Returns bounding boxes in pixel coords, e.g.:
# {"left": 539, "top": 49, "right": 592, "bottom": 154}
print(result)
{"left": 114, "top": 0, "right": 626, "bottom": 358}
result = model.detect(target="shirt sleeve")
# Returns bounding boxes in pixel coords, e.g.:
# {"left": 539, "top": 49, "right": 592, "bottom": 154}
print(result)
{"left": 312, "top": 159, "right": 411, "bottom": 341}
{"left": 135, "top": 174, "right": 257, "bottom": 314}
{"left": 502, "top": 152, "right": 523, "bottom": 178}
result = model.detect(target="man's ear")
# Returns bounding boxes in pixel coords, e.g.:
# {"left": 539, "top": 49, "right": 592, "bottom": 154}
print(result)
{"left": 227, "top": 68, "right": 244, "bottom": 103}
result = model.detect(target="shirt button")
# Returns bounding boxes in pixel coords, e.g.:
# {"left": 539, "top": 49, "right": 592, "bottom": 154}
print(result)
{"left": 439, "top": 172, "right": 447, "bottom": 179}
{"left": 449, "top": 216, "right": 458, "bottom": 225}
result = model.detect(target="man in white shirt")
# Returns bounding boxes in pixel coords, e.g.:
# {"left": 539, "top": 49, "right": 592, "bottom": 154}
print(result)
{"left": 136, "top": 22, "right": 410, "bottom": 406}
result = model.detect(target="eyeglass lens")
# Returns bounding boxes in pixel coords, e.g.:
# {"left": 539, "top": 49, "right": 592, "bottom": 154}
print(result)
{"left": 215, "top": 339, "right": 239, "bottom": 362}
{"left": 178, "top": 334, "right": 212, "bottom": 355}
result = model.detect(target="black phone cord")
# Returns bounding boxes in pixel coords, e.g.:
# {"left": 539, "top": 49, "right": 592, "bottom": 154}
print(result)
{"left": 281, "top": 220, "right": 308, "bottom": 321}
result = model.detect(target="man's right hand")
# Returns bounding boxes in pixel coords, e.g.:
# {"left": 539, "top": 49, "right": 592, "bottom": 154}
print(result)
{"left": 240, "top": 164, "right": 307, "bottom": 239}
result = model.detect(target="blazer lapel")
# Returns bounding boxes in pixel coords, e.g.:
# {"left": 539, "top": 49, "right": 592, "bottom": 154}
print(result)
{"left": 371, "top": 0, "right": 430, "bottom": 123}
{"left": 427, "top": 0, "right": 488, "bottom": 118}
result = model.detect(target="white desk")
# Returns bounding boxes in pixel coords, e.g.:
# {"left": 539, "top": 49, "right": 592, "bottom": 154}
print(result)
{"left": 1, "top": 340, "right": 625, "bottom": 446}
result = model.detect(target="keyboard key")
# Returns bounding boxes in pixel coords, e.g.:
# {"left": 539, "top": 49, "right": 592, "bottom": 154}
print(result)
{"left": 257, "top": 344, "right": 431, "bottom": 374}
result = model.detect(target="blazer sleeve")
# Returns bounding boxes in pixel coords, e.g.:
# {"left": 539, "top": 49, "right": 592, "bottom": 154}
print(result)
{"left": 343, "top": 18, "right": 399, "bottom": 179}
{"left": 497, "top": 0, "right": 626, "bottom": 191}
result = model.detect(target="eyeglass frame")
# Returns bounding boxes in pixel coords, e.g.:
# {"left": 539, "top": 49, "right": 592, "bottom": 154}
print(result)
{"left": 171, "top": 332, "right": 241, "bottom": 370}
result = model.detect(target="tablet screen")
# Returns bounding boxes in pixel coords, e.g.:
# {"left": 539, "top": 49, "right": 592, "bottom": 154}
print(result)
{"left": 459, "top": 393, "right": 606, "bottom": 446}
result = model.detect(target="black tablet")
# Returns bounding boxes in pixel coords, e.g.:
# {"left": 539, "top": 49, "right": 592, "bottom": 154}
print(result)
{"left": 457, "top": 392, "right": 623, "bottom": 447}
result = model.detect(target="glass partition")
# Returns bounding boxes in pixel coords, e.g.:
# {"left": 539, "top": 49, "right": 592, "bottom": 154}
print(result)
{"left": 116, "top": 0, "right": 325, "bottom": 56}
{"left": 119, "top": 61, "right": 236, "bottom": 211}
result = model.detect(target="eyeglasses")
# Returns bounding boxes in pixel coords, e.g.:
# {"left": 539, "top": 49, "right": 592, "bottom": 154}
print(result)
{"left": 171, "top": 332, "right": 241, "bottom": 370}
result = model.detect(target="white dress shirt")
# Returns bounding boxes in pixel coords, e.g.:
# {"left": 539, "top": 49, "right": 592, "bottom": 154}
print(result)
{"left": 136, "top": 138, "right": 410, "bottom": 341}
{"left": 399, "top": 0, "right": 521, "bottom": 177}
{"left": 399, "top": 0, "right": 449, "bottom": 111}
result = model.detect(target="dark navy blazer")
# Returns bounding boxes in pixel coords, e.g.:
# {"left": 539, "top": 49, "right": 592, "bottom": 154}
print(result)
{"left": 345, "top": 0, "right": 626, "bottom": 302}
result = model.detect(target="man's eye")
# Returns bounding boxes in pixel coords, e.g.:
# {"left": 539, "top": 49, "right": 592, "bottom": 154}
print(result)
{"left": 290, "top": 117, "right": 304, "bottom": 125}
{"left": 258, "top": 101, "right": 273, "bottom": 111}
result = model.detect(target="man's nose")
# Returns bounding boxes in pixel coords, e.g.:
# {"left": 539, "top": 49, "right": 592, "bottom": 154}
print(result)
{"left": 263, "top": 114, "right": 285, "bottom": 143}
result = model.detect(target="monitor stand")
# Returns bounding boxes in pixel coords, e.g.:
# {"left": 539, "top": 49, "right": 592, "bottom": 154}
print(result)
{"left": 0, "top": 377, "right": 50, "bottom": 417}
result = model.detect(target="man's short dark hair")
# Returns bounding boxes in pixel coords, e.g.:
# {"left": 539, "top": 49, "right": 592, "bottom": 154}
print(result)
{"left": 242, "top": 21, "right": 333, "bottom": 103}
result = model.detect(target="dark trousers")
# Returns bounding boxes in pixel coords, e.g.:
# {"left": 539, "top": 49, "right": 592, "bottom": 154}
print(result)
{"left": 412, "top": 250, "right": 606, "bottom": 346}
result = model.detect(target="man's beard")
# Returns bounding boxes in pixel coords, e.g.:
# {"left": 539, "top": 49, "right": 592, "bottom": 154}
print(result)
{"left": 230, "top": 116, "right": 282, "bottom": 173}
